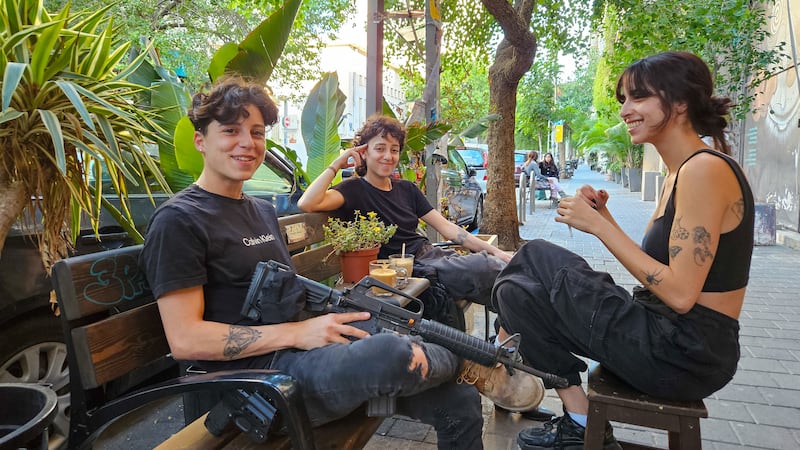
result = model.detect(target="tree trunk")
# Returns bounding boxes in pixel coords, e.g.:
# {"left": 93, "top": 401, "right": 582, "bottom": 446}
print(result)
{"left": 480, "top": 0, "right": 537, "bottom": 251}
{"left": 0, "top": 178, "right": 29, "bottom": 259}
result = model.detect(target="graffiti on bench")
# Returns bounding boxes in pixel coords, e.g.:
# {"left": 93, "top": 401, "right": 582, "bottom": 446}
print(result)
{"left": 83, "top": 252, "right": 150, "bottom": 306}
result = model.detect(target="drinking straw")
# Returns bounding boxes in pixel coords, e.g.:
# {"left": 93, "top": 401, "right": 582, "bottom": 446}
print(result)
{"left": 401, "top": 243, "right": 406, "bottom": 258}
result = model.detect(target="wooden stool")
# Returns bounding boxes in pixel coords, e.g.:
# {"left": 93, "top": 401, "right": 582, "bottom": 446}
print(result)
{"left": 585, "top": 366, "right": 707, "bottom": 450}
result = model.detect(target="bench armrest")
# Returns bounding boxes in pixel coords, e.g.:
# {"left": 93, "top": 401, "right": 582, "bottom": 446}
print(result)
{"left": 86, "top": 370, "right": 314, "bottom": 449}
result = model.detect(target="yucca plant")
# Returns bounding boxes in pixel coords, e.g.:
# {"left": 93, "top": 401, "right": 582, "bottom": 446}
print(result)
{"left": 0, "top": 0, "right": 168, "bottom": 268}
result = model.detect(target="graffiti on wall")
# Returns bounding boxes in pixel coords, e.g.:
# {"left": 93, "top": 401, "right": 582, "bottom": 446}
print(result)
{"left": 743, "top": 0, "right": 800, "bottom": 232}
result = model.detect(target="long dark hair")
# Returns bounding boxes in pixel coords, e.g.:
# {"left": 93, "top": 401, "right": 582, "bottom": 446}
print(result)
{"left": 615, "top": 51, "right": 731, "bottom": 154}
{"left": 351, "top": 115, "right": 406, "bottom": 176}
{"left": 541, "top": 152, "right": 556, "bottom": 169}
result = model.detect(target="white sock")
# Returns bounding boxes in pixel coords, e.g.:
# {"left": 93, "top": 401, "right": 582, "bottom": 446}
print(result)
{"left": 568, "top": 411, "right": 588, "bottom": 427}
{"left": 493, "top": 335, "right": 516, "bottom": 353}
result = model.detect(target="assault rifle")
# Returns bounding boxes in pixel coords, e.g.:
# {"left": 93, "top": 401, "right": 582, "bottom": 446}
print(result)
{"left": 243, "top": 260, "right": 568, "bottom": 389}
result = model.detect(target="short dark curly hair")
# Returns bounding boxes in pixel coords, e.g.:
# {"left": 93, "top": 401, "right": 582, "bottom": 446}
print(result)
{"left": 188, "top": 76, "right": 279, "bottom": 134}
{"left": 351, "top": 114, "right": 406, "bottom": 176}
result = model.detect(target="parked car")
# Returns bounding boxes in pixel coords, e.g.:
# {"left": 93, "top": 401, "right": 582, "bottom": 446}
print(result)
{"left": 455, "top": 145, "right": 488, "bottom": 194}
{"left": 442, "top": 148, "right": 484, "bottom": 231}
{"left": 0, "top": 147, "right": 303, "bottom": 449}
{"left": 514, "top": 151, "right": 528, "bottom": 186}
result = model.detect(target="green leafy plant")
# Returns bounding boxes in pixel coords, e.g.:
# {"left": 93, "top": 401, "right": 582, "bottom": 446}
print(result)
{"left": 0, "top": 0, "right": 169, "bottom": 265}
{"left": 323, "top": 210, "right": 397, "bottom": 254}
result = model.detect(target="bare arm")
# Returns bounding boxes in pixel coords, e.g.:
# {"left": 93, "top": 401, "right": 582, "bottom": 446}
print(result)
{"left": 297, "top": 146, "right": 366, "bottom": 212}
{"left": 557, "top": 155, "right": 738, "bottom": 313}
{"left": 156, "top": 286, "right": 370, "bottom": 361}
{"left": 421, "top": 209, "right": 512, "bottom": 263}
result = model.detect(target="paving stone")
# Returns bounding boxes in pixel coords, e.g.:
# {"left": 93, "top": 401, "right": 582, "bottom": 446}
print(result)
{"left": 700, "top": 417, "right": 741, "bottom": 444}
{"left": 759, "top": 386, "right": 800, "bottom": 408}
{"left": 738, "top": 357, "right": 790, "bottom": 373}
{"left": 780, "top": 360, "right": 800, "bottom": 374}
{"left": 732, "top": 421, "right": 800, "bottom": 449}
{"left": 732, "top": 369, "right": 780, "bottom": 387}
{"left": 715, "top": 382, "right": 769, "bottom": 404}
{"left": 769, "top": 372, "right": 800, "bottom": 390}
{"left": 705, "top": 398, "right": 755, "bottom": 422}
{"left": 746, "top": 403, "right": 800, "bottom": 427}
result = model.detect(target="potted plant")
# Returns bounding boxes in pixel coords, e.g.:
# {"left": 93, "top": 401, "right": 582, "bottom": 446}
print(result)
{"left": 324, "top": 210, "right": 397, "bottom": 282}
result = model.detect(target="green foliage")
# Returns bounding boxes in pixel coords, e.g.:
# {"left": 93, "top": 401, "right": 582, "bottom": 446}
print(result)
{"left": 1, "top": 0, "right": 169, "bottom": 264}
{"left": 595, "top": 0, "right": 786, "bottom": 119}
{"left": 301, "top": 72, "right": 347, "bottom": 181}
{"left": 167, "top": 0, "right": 302, "bottom": 189}
{"left": 516, "top": 56, "right": 559, "bottom": 149}
{"left": 323, "top": 210, "right": 397, "bottom": 254}
{"left": 44, "top": 0, "right": 357, "bottom": 91}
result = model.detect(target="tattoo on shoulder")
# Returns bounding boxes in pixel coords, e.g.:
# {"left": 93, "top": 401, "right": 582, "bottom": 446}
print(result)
{"left": 732, "top": 199, "right": 744, "bottom": 220}
{"left": 670, "top": 218, "right": 689, "bottom": 240}
{"left": 223, "top": 325, "right": 262, "bottom": 359}
{"left": 452, "top": 228, "right": 468, "bottom": 245}
{"left": 643, "top": 268, "right": 663, "bottom": 286}
{"left": 692, "top": 226, "right": 714, "bottom": 266}
{"left": 669, "top": 246, "right": 682, "bottom": 259}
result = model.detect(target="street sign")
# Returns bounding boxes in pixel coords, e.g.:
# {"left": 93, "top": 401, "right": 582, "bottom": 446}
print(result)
{"left": 283, "top": 116, "right": 291, "bottom": 128}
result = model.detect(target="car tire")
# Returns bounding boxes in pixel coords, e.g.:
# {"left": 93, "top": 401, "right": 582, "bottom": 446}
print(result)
{"left": 468, "top": 196, "right": 483, "bottom": 231}
{"left": 0, "top": 311, "right": 70, "bottom": 450}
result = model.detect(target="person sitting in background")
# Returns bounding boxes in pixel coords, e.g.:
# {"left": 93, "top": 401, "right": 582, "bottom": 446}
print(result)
{"left": 495, "top": 51, "right": 754, "bottom": 449}
{"left": 298, "top": 114, "right": 546, "bottom": 414}
{"left": 141, "top": 77, "right": 499, "bottom": 449}
{"left": 526, "top": 151, "right": 567, "bottom": 200}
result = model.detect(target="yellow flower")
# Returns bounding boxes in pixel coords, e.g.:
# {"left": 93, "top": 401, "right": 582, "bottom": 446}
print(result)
{"left": 323, "top": 210, "right": 398, "bottom": 254}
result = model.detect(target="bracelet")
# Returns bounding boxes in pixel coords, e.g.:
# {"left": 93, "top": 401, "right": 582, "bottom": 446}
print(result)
{"left": 327, "top": 166, "right": 338, "bottom": 176}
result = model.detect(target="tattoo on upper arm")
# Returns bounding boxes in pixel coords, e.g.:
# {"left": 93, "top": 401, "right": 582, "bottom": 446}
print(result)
{"left": 732, "top": 199, "right": 744, "bottom": 221}
{"left": 643, "top": 268, "right": 663, "bottom": 286}
{"left": 222, "top": 325, "right": 262, "bottom": 359}
{"left": 670, "top": 218, "right": 689, "bottom": 240}
{"left": 452, "top": 228, "right": 468, "bottom": 245}
{"left": 669, "top": 246, "right": 682, "bottom": 259}
{"left": 692, "top": 226, "right": 714, "bottom": 266}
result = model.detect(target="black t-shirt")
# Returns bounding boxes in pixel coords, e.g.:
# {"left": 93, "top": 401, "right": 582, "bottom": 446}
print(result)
{"left": 140, "top": 184, "right": 293, "bottom": 326}
{"left": 333, "top": 177, "right": 433, "bottom": 258}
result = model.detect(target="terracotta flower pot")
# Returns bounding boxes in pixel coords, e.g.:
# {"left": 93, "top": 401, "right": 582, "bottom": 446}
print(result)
{"left": 339, "top": 247, "right": 380, "bottom": 283}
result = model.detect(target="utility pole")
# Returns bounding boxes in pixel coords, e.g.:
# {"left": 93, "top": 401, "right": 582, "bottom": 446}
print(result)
{"left": 366, "top": 0, "right": 384, "bottom": 115}
{"left": 423, "top": 0, "right": 442, "bottom": 241}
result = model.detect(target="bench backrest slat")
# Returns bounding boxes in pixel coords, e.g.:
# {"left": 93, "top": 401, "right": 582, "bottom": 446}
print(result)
{"left": 53, "top": 212, "right": 337, "bottom": 391}
{"left": 53, "top": 246, "right": 150, "bottom": 321}
{"left": 71, "top": 302, "right": 170, "bottom": 388}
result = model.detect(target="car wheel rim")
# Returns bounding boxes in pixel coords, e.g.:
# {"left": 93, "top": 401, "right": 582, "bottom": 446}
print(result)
{"left": 0, "top": 342, "right": 70, "bottom": 449}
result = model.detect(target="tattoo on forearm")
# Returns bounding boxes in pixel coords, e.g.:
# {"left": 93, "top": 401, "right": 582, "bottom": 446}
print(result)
{"left": 669, "top": 246, "right": 682, "bottom": 259}
{"left": 452, "top": 228, "right": 469, "bottom": 245}
{"left": 644, "top": 268, "right": 663, "bottom": 286}
{"left": 670, "top": 218, "right": 689, "bottom": 240}
{"left": 692, "top": 226, "right": 714, "bottom": 265}
{"left": 732, "top": 199, "right": 744, "bottom": 221}
{"left": 222, "top": 325, "right": 261, "bottom": 359}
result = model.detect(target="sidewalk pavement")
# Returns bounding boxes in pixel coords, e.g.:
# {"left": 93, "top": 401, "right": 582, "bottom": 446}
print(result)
{"left": 367, "top": 166, "right": 800, "bottom": 449}
{"left": 97, "top": 165, "right": 800, "bottom": 449}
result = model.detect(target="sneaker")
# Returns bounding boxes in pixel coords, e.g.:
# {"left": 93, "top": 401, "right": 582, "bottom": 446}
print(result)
{"left": 457, "top": 360, "right": 544, "bottom": 412}
{"left": 517, "top": 412, "right": 621, "bottom": 450}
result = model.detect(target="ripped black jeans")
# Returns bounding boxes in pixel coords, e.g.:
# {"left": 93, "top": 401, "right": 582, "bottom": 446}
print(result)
{"left": 270, "top": 333, "right": 483, "bottom": 450}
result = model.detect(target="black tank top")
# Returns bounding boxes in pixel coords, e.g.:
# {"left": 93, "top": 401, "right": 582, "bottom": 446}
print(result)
{"left": 641, "top": 150, "right": 754, "bottom": 292}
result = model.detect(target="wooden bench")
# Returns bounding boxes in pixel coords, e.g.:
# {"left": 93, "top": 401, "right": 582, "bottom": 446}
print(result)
{"left": 52, "top": 212, "right": 428, "bottom": 450}
{"left": 585, "top": 366, "right": 708, "bottom": 450}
